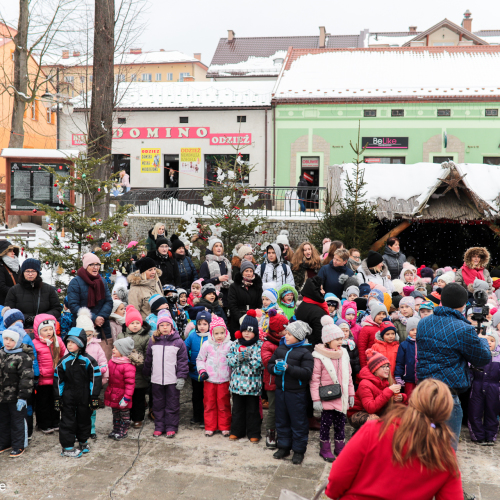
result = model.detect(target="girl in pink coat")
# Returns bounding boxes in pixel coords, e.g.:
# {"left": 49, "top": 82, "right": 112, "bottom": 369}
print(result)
{"left": 310, "top": 316, "right": 355, "bottom": 463}
{"left": 196, "top": 315, "right": 232, "bottom": 436}
{"left": 33, "top": 314, "right": 67, "bottom": 434}
{"left": 341, "top": 301, "right": 361, "bottom": 343}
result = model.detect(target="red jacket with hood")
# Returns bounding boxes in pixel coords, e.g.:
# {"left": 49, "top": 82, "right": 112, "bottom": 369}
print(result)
{"left": 341, "top": 300, "right": 361, "bottom": 342}
{"left": 261, "top": 330, "right": 282, "bottom": 391}
{"left": 372, "top": 331, "right": 400, "bottom": 377}
{"left": 357, "top": 317, "right": 381, "bottom": 368}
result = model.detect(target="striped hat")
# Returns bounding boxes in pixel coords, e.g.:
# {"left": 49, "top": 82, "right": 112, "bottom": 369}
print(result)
{"left": 366, "top": 348, "right": 390, "bottom": 374}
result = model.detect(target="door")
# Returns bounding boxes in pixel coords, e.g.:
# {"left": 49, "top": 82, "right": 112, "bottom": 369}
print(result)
{"left": 301, "top": 157, "right": 320, "bottom": 210}
{"left": 164, "top": 155, "right": 179, "bottom": 189}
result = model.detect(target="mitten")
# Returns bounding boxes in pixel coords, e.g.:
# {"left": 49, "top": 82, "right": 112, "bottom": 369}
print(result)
{"left": 90, "top": 398, "right": 100, "bottom": 410}
{"left": 275, "top": 360, "right": 287, "bottom": 372}
{"left": 54, "top": 398, "right": 62, "bottom": 412}
{"left": 348, "top": 396, "right": 355, "bottom": 408}
{"left": 199, "top": 371, "right": 209, "bottom": 381}
{"left": 16, "top": 399, "right": 27, "bottom": 412}
{"left": 237, "top": 352, "right": 245, "bottom": 362}
{"left": 119, "top": 397, "right": 129, "bottom": 408}
{"left": 244, "top": 349, "right": 251, "bottom": 360}
{"left": 313, "top": 401, "right": 323, "bottom": 412}
{"left": 273, "top": 365, "right": 284, "bottom": 375}
{"left": 395, "top": 377, "right": 406, "bottom": 387}
{"left": 176, "top": 378, "right": 185, "bottom": 391}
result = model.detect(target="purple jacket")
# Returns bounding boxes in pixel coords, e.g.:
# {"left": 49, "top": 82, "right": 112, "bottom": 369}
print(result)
{"left": 143, "top": 330, "right": 189, "bottom": 385}
{"left": 470, "top": 346, "right": 500, "bottom": 390}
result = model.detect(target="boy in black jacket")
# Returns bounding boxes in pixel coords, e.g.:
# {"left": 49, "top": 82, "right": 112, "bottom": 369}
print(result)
{"left": 0, "top": 329, "right": 34, "bottom": 458}
{"left": 54, "top": 327, "right": 102, "bottom": 458}
{"left": 268, "top": 320, "right": 314, "bottom": 465}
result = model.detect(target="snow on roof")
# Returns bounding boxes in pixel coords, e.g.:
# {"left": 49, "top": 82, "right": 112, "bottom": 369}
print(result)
{"left": 208, "top": 50, "right": 288, "bottom": 78}
{"left": 0, "top": 148, "right": 79, "bottom": 159}
{"left": 275, "top": 49, "right": 500, "bottom": 99}
{"left": 367, "top": 34, "right": 417, "bottom": 47}
{"left": 460, "top": 163, "right": 500, "bottom": 207}
{"left": 73, "top": 81, "right": 275, "bottom": 109}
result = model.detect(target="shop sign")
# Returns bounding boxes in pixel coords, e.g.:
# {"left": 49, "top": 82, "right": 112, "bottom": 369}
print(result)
{"left": 365, "top": 158, "right": 381, "bottom": 163}
{"left": 301, "top": 158, "right": 319, "bottom": 168}
{"left": 71, "top": 134, "right": 86, "bottom": 146}
{"left": 362, "top": 137, "right": 408, "bottom": 149}
{"left": 140, "top": 148, "right": 161, "bottom": 173}
{"left": 180, "top": 148, "right": 202, "bottom": 174}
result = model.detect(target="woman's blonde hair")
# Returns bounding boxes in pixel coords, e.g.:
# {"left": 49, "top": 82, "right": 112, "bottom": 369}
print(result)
{"left": 379, "top": 379, "right": 459, "bottom": 476}
{"left": 291, "top": 241, "right": 322, "bottom": 271}
{"left": 152, "top": 222, "right": 165, "bottom": 240}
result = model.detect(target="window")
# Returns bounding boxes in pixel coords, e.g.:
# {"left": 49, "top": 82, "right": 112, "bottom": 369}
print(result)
{"left": 486, "top": 109, "right": 498, "bottom": 117}
{"left": 64, "top": 75, "right": 74, "bottom": 84}
{"left": 30, "top": 101, "right": 37, "bottom": 120}
{"left": 391, "top": 109, "right": 404, "bottom": 117}
{"left": 141, "top": 73, "right": 152, "bottom": 82}
{"left": 130, "top": 74, "right": 136, "bottom": 82}
{"left": 179, "top": 117, "right": 188, "bottom": 123}
{"left": 205, "top": 154, "right": 250, "bottom": 186}
{"left": 237, "top": 116, "right": 246, "bottom": 123}
{"left": 46, "top": 108, "right": 52, "bottom": 123}
{"left": 179, "top": 72, "right": 190, "bottom": 82}
{"left": 116, "top": 74, "right": 125, "bottom": 82}
{"left": 433, "top": 156, "right": 454, "bottom": 163}
{"left": 117, "top": 117, "right": 126, "bottom": 124}
{"left": 437, "top": 109, "right": 451, "bottom": 117}
{"left": 156, "top": 73, "right": 162, "bottom": 81}
{"left": 80, "top": 76, "right": 85, "bottom": 84}
{"left": 364, "top": 109, "right": 376, "bottom": 117}
{"left": 167, "top": 73, "right": 173, "bottom": 81}
{"left": 89, "top": 75, "right": 93, "bottom": 82}
{"left": 484, "top": 157, "right": 500, "bottom": 165}
{"left": 364, "top": 157, "right": 405, "bottom": 164}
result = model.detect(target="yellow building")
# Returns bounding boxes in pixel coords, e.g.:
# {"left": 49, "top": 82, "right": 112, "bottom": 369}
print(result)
{"left": 0, "top": 23, "right": 57, "bottom": 187}
{"left": 41, "top": 48, "right": 209, "bottom": 97}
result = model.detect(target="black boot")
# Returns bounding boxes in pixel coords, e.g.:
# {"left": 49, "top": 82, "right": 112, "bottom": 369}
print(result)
{"left": 292, "top": 452, "right": 304, "bottom": 465}
{"left": 273, "top": 448, "right": 291, "bottom": 460}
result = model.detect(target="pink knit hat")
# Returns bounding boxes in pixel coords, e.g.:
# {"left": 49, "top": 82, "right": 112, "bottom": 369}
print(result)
{"left": 125, "top": 305, "right": 142, "bottom": 327}
{"left": 320, "top": 316, "right": 344, "bottom": 344}
{"left": 209, "top": 315, "right": 228, "bottom": 340}
{"left": 82, "top": 252, "right": 100, "bottom": 269}
{"left": 400, "top": 296, "right": 415, "bottom": 311}
{"left": 157, "top": 309, "right": 175, "bottom": 329}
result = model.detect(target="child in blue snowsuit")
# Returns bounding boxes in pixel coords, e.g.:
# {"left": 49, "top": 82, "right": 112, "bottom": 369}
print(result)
{"left": 395, "top": 316, "right": 419, "bottom": 399}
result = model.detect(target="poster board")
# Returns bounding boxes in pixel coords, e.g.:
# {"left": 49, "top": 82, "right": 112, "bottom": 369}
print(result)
{"left": 140, "top": 148, "right": 161, "bottom": 173}
{"left": 180, "top": 148, "right": 202, "bottom": 174}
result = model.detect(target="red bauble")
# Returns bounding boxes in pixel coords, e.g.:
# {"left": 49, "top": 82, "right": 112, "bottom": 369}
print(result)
{"left": 116, "top": 258, "right": 120, "bottom": 262}
{"left": 48, "top": 227, "right": 52, "bottom": 231}
{"left": 54, "top": 183, "right": 58, "bottom": 187}
{"left": 32, "top": 209, "right": 37, "bottom": 214}
{"left": 101, "top": 242, "right": 111, "bottom": 252}
{"left": 45, "top": 261, "right": 49, "bottom": 265}
{"left": 71, "top": 270, "right": 76, "bottom": 274}
{"left": 123, "top": 221, "right": 129, "bottom": 227}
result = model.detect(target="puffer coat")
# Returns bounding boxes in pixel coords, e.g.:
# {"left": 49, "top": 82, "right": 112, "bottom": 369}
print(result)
{"left": 104, "top": 356, "right": 137, "bottom": 409}
{"left": 116, "top": 323, "right": 151, "bottom": 388}
{"left": 127, "top": 270, "right": 164, "bottom": 319}
{"left": 382, "top": 245, "right": 407, "bottom": 280}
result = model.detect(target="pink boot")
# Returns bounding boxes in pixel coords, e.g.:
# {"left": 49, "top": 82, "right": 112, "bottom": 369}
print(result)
{"left": 334, "top": 440, "right": 345, "bottom": 456}
{"left": 319, "top": 441, "right": 335, "bottom": 462}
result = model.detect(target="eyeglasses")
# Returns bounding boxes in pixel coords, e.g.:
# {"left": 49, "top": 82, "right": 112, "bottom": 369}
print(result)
{"left": 88, "top": 264, "right": 100, "bottom": 268}
{"left": 24, "top": 270, "right": 37, "bottom": 274}
{"left": 380, "top": 364, "right": 391, "bottom": 370}
{"left": 158, "top": 245, "right": 169, "bottom": 250}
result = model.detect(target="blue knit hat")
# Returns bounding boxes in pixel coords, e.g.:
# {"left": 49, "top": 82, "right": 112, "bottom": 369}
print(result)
{"left": 21, "top": 258, "right": 41, "bottom": 274}
{"left": 262, "top": 288, "right": 278, "bottom": 303}
{"left": 240, "top": 310, "right": 259, "bottom": 333}
{"left": 149, "top": 293, "right": 168, "bottom": 312}
{"left": 359, "top": 283, "right": 371, "bottom": 297}
{"left": 196, "top": 310, "right": 212, "bottom": 324}
{"left": 368, "top": 289, "right": 384, "bottom": 304}
{"left": 3, "top": 308, "right": 25, "bottom": 329}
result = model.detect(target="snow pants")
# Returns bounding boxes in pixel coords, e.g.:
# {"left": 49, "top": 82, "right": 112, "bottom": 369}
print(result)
{"left": 275, "top": 389, "right": 308, "bottom": 453}
{"left": 35, "top": 384, "right": 60, "bottom": 431}
{"left": 130, "top": 387, "right": 148, "bottom": 423}
{"left": 59, "top": 404, "right": 92, "bottom": 448}
{"left": 468, "top": 381, "right": 500, "bottom": 442}
{"left": 230, "top": 393, "right": 261, "bottom": 439}
{"left": 191, "top": 378, "right": 205, "bottom": 423}
{"left": 0, "top": 402, "right": 28, "bottom": 450}
{"left": 203, "top": 381, "right": 231, "bottom": 432}
{"left": 152, "top": 383, "right": 180, "bottom": 433}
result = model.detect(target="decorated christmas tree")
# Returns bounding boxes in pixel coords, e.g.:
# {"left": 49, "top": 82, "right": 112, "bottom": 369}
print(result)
{"left": 30, "top": 154, "right": 139, "bottom": 296}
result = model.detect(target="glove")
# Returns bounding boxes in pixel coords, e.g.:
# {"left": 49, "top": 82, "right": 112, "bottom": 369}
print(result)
{"left": 275, "top": 360, "right": 287, "bottom": 372}
{"left": 395, "top": 377, "right": 406, "bottom": 387}
{"left": 199, "top": 371, "right": 209, "bottom": 381}
{"left": 176, "top": 378, "right": 185, "bottom": 391}
{"left": 16, "top": 399, "right": 27, "bottom": 412}
{"left": 54, "top": 398, "right": 62, "bottom": 412}
{"left": 313, "top": 401, "right": 323, "bottom": 412}
{"left": 244, "top": 349, "right": 251, "bottom": 360}
{"left": 273, "top": 365, "right": 284, "bottom": 375}
{"left": 119, "top": 397, "right": 129, "bottom": 408}
{"left": 90, "top": 398, "right": 100, "bottom": 410}
{"left": 237, "top": 352, "right": 245, "bottom": 362}
{"left": 349, "top": 396, "right": 355, "bottom": 408}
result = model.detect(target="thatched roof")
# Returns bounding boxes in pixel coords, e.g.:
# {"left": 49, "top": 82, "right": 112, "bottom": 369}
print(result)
{"left": 327, "top": 162, "right": 500, "bottom": 221}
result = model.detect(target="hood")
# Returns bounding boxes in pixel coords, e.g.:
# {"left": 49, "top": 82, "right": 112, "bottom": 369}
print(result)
{"left": 399, "top": 264, "right": 417, "bottom": 282}
{"left": 66, "top": 327, "right": 88, "bottom": 352}
{"left": 0, "top": 241, "right": 20, "bottom": 258}
{"left": 384, "top": 245, "right": 401, "bottom": 258}
{"left": 33, "top": 313, "right": 58, "bottom": 340}
{"left": 375, "top": 330, "right": 400, "bottom": 342}
{"left": 128, "top": 349, "right": 144, "bottom": 366}
{"left": 301, "top": 276, "right": 325, "bottom": 303}
{"left": 277, "top": 283, "right": 298, "bottom": 304}
{"left": 127, "top": 269, "right": 163, "bottom": 287}
{"left": 125, "top": 322, "right": 151, "bottom": 337}
{"left": 464, "top": 247, "right": 490, "bottom": 270}
{"left": 341, "top": 301, "right": 358, "bottom": 322}
{"left": 358, "top": 365, "right": 389, "bottom": 389}
{"left": 233, "top": 272, "right": 263, "bottom": 288}
{"left": 361, "top": 316, "right": 380, "bottom": 328}
{"left": 361, "top": 259, "right": 391, "bottom": 279}
{"left": 266, "top": 243, "right": 282, "bottom": 264}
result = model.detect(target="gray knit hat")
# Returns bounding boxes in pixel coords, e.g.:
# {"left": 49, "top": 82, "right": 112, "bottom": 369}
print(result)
{"left": 406, "top": 316, "right": 420, "bottom": 333}
{"left": 240, "top": 260, "right": 255, "bottom": 273}
{"left": 492, "top": 310, "right": 500, "bottom": 328}
{"left": 370, "top": 302, "right": 388, "bottom": 321}
{"left": 486, "top": 329, "right": 499, "bottom": 350}
{"left": 285, "top": 320, "right": 312, "bottom": 341}
{"left": 114, "top": 337, "right": 134, "bottom": 357}
{"left": 345, "top": 285, "right": 360, "bottom": 298}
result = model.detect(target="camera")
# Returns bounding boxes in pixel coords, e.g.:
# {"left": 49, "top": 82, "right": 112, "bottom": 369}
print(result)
{"left": 471, "top": 290, "right": 489, "bottom": 333}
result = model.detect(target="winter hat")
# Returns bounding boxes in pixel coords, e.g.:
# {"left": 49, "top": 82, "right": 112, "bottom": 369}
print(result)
{"left": 345, "top": 307, "right": 356, "bottom": 316}
{"left": 370, "top": 302, "right": 387, "bottom": 320}
{"left": 240, "top": 260, "right": 255, "bottom": 273}
{"left": 207, "top": 237, "right": 223, "bottom": 251}
{"left": 486, "top": 329, "right": 499, "bottom": 349}
{"left": 439, "top": 271, "right": 455, "bottom": 285}
{"left": 354, "top": 297, "right": 367, "bottom": 311}
{"left": 383, "top": 293, "right": 392, "bottom": 312}
{"left": 268, "top": 309, "right": 289, "bottom": 334}
{"left": 148, "top": 293, "right": 168, "bottom": 313}
{"left": 419, "top": 301, "right": 435, "bottom": 311}
{"left": 137, "top": 257, "right": 157, "bottom": 274}
{"left": 343, "top": 277, "right": 360, "bottom": 295}
{"left": 324, "top": 293, "right": 340, "bottom": 306}
{"left": 125, "top": 305, "right": 143, "bottom": 327}
{"left": 201, "top": 283, "right": 217, "bottom": 298}
{"left": 157, "top": 309, "right": 175, "bottom": 329}
{"left": 112, "top": 276, "right": 129, "bottom": 304}
{"left": 392, "top": 294, "right": 403, "bottom": 309}
{"left": 66, "top": 328, "right": 85, "bottom": 348}
{"left": 76, "top": 307, "right": 95, "bottom": 332}
{"left": 238, "top": 245, "right": 253, "bottom": 261}
{"left": 3, "top": 308, "right": 24, "bottom": 329}
{"left": 196, "top": 310, "right": 212, "bottom": 324}
{"left": 410, "top": 290, "right": 426, "bottom": 301}
{"left": 276, "top": 230, "right": 290, "bottom": 247}
{"left": 380, "top": 320, "right": 397, "bottom": 337}
{"left": 366, "top": 348, "right": 390, "bottom": 374}
{"left": 473, "top": 278, "right": 489, "bottom": 293}
{"left": 400, "top": 296, "right": 415, "bottom": 311}
{"left": 2, "top": 329, "right": 21, "bottom": 348}
{"left": 492, "top": 310, "right": 500, "bottom": 328}
{"left": 403, "top": 286, "right": 415, "bottom": 297}
{"left": 209, "top": 315, "right": 227, "bottom": 339}
{"left": 286, "top": 320, "right": 312, "bottom": 341}
{"left": 321, "top": 316, "right": 344, "bottom": 344}
{"left": 240, "top": 310, "right": 259, "bottom": 333}
{"left": 406, "top": 316, "right": 420, "bottom": 333}
{"left": 155, "top": 236, "right": 172, "bottom": 249}
{"left": 359, "top": 283, "right": 371, "bottom": 297}
{"left": 112, "top": 300, "right": 123, "bottom": 313}
{"left": 420, "top": 267, "right": 434, "bottom": 280}
{"left": 262, "top": 288, "right": 278, "bottom": 303}
{"left": 322, "top": 238, "right": 331, "bottom": 255}
{"left": 170, "top": 234, "right": 185, "bottom": 253}
{"left": 177, "top": 288, "right": 187, "bottom": 298}
{"left": 366, "top": 250, "right": 383, "bottom": 269}
{"left": 114, "top": 337, "right": 134, "bottom": 357}
{"left": 21, "top": 258, "right": 41, "bottom": 274}
{"left": 368, "top": 289, "right": 384, "bottom": 304}
{"left": 191, "top": 279, "right": 203, "bottom": 290}
{"left": 391, "top": 279, "right": 404, "bottom": 295}
{"left": 490, "top": 269, "right": 500, "bottom": 279}
{"left": 38, "top": 318, "right": 56, "bottom": 336}
{"left": 441, "top": 283, "right": 468, "bottom": 309}
{"left": 82, "top": 252, "right": 101, "bottom": 269}
{"left": 427, "top": 289, "right": 442, "bottom": 305}
{"left": 336, "top": 318, "right": 350, "bottom": 329}
{"left": 345, "top": 285, "right": 360, "bottom": 298}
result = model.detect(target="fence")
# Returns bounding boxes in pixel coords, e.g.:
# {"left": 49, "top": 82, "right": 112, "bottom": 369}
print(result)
{"left": 117, "top": 186, "right": 326, "bottom": 217}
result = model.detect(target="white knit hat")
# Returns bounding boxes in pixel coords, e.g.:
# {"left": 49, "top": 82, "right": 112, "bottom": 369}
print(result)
{"left": 207, "top": 237, "right": 223, "bottom": 251}
{"left": 321, "top": 316, "right": 344, "bottom": 344}
{"left": 76, "top": 307, "right": 95, "bottom": 332}
{"left": 276, "top": 230, "right": 289, "bottom": 247}
{"left": 392, "top": 279, "right": 404, "bottom": 295}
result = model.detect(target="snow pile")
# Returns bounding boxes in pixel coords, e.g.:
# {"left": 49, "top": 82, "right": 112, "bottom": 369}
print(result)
{"left": 208, "top": 50, "right": 287, "bottom": 77}
{"left": 460, "top": 163, "right": 500, "bottom": 207}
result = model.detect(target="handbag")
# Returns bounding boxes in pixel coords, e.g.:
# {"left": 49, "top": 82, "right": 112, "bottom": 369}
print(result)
{"left": 319, "top": 382, "right": 342, "bottom": 401}
{"left": 279, "top": 481, "right": 328, "bottom": 500}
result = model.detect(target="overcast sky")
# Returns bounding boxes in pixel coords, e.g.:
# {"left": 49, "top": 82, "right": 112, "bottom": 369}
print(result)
{"left": 1, "top": 1, "right": 499, "bottom": 66}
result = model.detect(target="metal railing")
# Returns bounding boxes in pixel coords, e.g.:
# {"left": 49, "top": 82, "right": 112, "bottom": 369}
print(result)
{"left": 116, "top": 186, "right": 326, "bottom": 217}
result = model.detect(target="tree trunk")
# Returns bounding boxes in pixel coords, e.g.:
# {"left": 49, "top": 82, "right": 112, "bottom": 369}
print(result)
{"left": 88, "top": 0, "right": 115, "bottom": 219}
{"left": 8, "top": 0, "right": 29, "bottom": 148}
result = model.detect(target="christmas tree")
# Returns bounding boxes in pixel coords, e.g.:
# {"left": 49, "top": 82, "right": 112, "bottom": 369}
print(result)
{"left": 310, "top": 123, "right": 378, "bottom": 255}
{"left": 30, "top": 154, "right": 139, "bottom": 296}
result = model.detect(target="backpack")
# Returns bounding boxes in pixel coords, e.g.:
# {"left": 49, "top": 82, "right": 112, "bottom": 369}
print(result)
{"left": 260, "top": 262, "right": 290, "bottom": 282}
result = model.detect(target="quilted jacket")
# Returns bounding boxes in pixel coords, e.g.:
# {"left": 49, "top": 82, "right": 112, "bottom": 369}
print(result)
{"left": 226, "top": 340, "right": 263, "bottom": 396}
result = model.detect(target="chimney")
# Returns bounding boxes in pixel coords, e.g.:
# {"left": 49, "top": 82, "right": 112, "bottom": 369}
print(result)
{"left": 409, "top": 26, "right": 417, "bottom": 33}
{"left": 462, "top": 10, "right": 472, "bottom": 32}
{"left": 73, "top": 51, "right": 80, "bottom": 57}
{"left": 129, "top": 48, "right": 142, "bottom": 54}
{"left": 62, "top": 50, "right": 69, "bottom": 59}
{"left": 319, "top": 26, "right": 326, "bottom": 48}
{"left": 228, "top": 30, "right": 235, "bottom": 41}
{"left": 193, "top": 53, "right": 201, "bottom": 61}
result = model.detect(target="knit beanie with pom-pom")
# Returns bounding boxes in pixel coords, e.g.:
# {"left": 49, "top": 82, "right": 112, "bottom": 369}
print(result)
{"left": 321, "top": 316, "right": 344, "bottom": 344}
{"left": 240, "top": 309, "right": 259, "bottom": 333}
{"left": 366, "top": 348, "right": 390, "bottom": 374}
{"left": 268, "top": 309, "right": 289, "bottom": 334}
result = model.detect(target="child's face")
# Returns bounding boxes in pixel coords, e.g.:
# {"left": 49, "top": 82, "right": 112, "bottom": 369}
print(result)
{"left": 40, "top": 326, "right": 54, "bottom": 339}
{"left": 487, "top": 336, "right": 496, "bottom": 350}
{"left": 166, "top": 292, "right": 174, "bottom": 299}
{"left": 212, "top": 327, "right": 226, "bottom": 343}
{"left": 128, "top": 320, "right": 142, "bottom": 333}
{"left": 158, "top": 322, "right": 172, "bottom": 335}
{"left": 414, "top": 303, "right": 421, "bottom": 312}
{"left": 179, "top": 294, "right": 187, "bottom": 306}
{"left": 3, "top": 337, "right": 16, "bottom": 350}
{"left": 328, "top": 304, "right": 337, "bottom": 314}
{"left": 345, "top": 313, "right": 355, "bottom": 321}
{"left": 262, "top": 297, "right": 272, "bottom": 308}
{"left": 241, "top": 330, "right": 255, "bottom": 341}
{"left": 400, "top": 304, "right": 413, "bottom": 318}
{"left": 192, "top": 284, "right": 201, "bottom": 296}
{"left": 437, "top": 279, "right": 446, "bottom": 288}
{"left": 112, "top": 346, "right": 121, "bottom": 357}
{"left": 383, "top": 331, "right": 396, "bottom": 343}
{"left": 67, "top": 340, "right": 79, "bottom": 353}
{"left": 341, "top": 326, "right": 350, "bottom": 339}
{"left": 86, "top": 330, "right": 95, "bottom": 340}
{"left": 348, "top": 294, "right": 358, "bottom": 301}
{"left": 404, "top": 272, "right": 413, "bottom": 282}
{"left": 197, "top": 320, "right": 209, "bottom": 333}
{"left": 420, "top": 308, "right": 433, "bottom": 319}
{"left": 282, "top": 293, "right": 293, "bottom": 304}
{"left": 408, "top": 328, "right": 417, "bottom": 339}
{"left": 115, "top": 304, "right": 125, "bottom": 316}
{"left": 374, "top": 312, "right": 386, "bottom": 325}
{"left": 327, "top": 338, "right": 343, "bottom": 350}
{"left": 205, "top": 292, "right": 216, "bottom": 302}
{"left": 284, "top": 331, "right": 298, "bottom": 344}
{"left": 157, "top": 303, "right": 168, "bottom": 311}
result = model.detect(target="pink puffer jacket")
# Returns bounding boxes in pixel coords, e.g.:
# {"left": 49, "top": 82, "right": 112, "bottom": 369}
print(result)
{"left": 196, "top": 338, "right": 232, "bottom": 384}
{"left": 341, "top": 301, "right": 362, "bottom": 343}
{"left": 86, "top": 337, "right": 109, "bottom": 383}
{"left": 33, "top": 314, "right": 67, "bottom": 385}
{"left": 104, "top": 357, "right": 136, "bottom": 409}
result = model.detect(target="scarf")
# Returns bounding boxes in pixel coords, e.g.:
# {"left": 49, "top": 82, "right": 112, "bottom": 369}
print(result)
{"left": 397, "top": 310, "right": 418, "bottom": 326}
{"left": 4, "top": 347, "right": 23, "bottom": 354}
{"left": 302, "top": 296, "right": 329, "bottom": 315}
{"left": 281, "top": 300, "right": 295, "bottom": 309}
{"left": 266, "top": 330, "right": 283, "bottom": 346}
{"left": 342, "top": 337, "right": 356, "bottom": 350}
{"left": 77, "top": 267, "right": 105, "bottom": 308}
{"left": 111, "top": 355, "right": 131, "bottom": 364}
{"left": 110, "top": 313, "right": 125, "bottom": 325}
{"left": 2, "top": 255, "right": 20, "bottom": 273}
{"left": 461, "top": 263, "right": 485, "bottom": 286}
{"left": 263, "top": 302, "right": 277, "bottom": 312}
{"left": 206, "top": 254, "right": 232, "bottom": 291}
{"left": 348, "top": 257, "right": 360, "bottom": 270}
{"left": 280, "top": 337, "right": 307, "bottom": 348}
{"left": 242, "top": 275, "right": 254, "bottom": 287}
{"left": 238, "top": 334, "right": 259, "bottom": 347}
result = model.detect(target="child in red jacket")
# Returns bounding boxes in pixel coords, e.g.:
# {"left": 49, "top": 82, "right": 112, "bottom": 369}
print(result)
{"left": 372, "top": 320, "right": 400, "bottom": 377}
{"left": 357, "top": 303, "right": 387, "bottom": 368}
{"left": 104, "top": 338, "right": 143, "bottom": 441}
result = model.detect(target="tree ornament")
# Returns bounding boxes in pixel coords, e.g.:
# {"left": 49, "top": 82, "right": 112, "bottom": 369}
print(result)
{"left": 54, "top": 183, "right": 58, "bottom": 188}
{"left": 48, "top": 226, "right": 52, "bottom": 231}
{"left": 57, "top": 265, "right": 64, "bottom": 275}
{"left": 86, "top": 234, "right": 94, "bottom": 241}
{"left": 123, "top": 221, "right": 129, "bottom": 227}
{"left": 82, "top": 174, "right": 86, "bottom": 178}
{"left": 71, "top": 270, "right": 76, "bottom": 274}
{"left": 61, "top": 227, "right": 65, "bottom": 237}
{"left": 101, "top": 242, "right": 111, "bottom": 252}
{"left": 45, "top": 261, "right": 49, "bottom": 265}
{"left": 32, "top": 209, "right": 37, "bottom": 214}
{"left": 116, "top": 258, "right": 120, "bottom": 262}
{"left": 57, "top": 288, "right": 62, "bottom": 293}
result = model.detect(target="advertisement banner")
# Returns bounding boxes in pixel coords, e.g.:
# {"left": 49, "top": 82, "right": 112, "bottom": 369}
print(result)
{"left": 180, "top": 148, "right": 202, "bottom": 174}
{"left": 140, "top": 148, "right": 161, "bottom": 173}
{"left": 72, "top": 134, "right": 87, "bottom": 146}
{"left": 362, "top": 137, "right": 409, "bottom": 149}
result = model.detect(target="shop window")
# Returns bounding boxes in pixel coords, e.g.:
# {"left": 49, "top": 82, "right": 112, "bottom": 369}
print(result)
{"left": 484, "top": 157, "right": 500, "bottom": 165}
{"left": 433, "top": 156, "right": 454, "bottom": 163}
{"left": 437, "top": 109, "right": 451, "bottom": 117}
{"left": 156, "top": 73, "right": 162, "bottom": 81}
{"left": 237, "top": 116, "right": 246, "bottom": 122}
{"left": 364, "top": 109, "right": 376, "bottom": 117}
{"left": 485, "top": 109, "right": 498, "bottom": 117}
{"left": 117, "top": 117, "right": 126, "bottom": 124}
{"left": 141, "top": 73, "right": 152, "bottom": 82}
{"left": 205, "top": 154, "right": 250, "bottom": 186}
{"left": 364, "top": 157, "right": 405, "bottom": 164}
{"left": 167, "top": 73, "right": 173, "bottom": 81}
{"left": 391, "top": 109, "right": 404, "bottom": 117}
{"left": 179, "top": 117, "right": 188, "bottom": 123}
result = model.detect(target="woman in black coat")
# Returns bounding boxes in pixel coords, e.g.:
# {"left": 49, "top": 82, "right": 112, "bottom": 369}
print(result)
{"left": 147, "top": 236, "right": 181, "bottom": 288}
{"left": 227, "top": 262, "right": 263, "bottom": 335}
{"left": 0, "top": 240, "right": 21, "bottom": 305}
{"left": 4, "top": 258, "right": 62, "bottom": 330}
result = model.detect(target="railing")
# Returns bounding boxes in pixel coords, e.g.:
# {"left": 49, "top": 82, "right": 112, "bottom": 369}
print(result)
{"left": 116, "top": 186, "right": 326, "bottom": 218}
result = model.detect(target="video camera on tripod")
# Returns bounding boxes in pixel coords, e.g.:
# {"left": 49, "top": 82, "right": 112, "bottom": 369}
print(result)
{"left": 471, "top": 289, "right": 489, "bottom": 335}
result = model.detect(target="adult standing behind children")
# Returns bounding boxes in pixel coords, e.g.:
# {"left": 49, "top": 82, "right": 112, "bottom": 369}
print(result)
{"left": 357, "top": 251, "right": 394, "bottom": 294}
{"left": 0, "top": 240, "right": 21, "bottom": 305}
{"left": 127, "top": 257, "right": 163, "bottom": 320}
{"left": 317, "top": 248, "right": 353, "bottom": 299}
{"left": 171, "top": 235, "right": 198, "bottom": 290}
{"left": 145, "top": 223, "right": 166, "bottom": 253}
{"left": 455, "top": 247, "right": 493, "bottom": 294}
{"left": 382, "top": 237, "right": 407, "bottom": 280}
{"left": 256, "top": 244, "right": 294, "bottom": 289}
{"left": 291, "top": 241, "right": 322, "bottom": 292}
{"left": 147, "top": 237, "right": 180, "bottom": 288}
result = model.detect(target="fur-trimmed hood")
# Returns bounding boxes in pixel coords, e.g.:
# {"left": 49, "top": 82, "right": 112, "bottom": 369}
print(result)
{"left": 128, "top": 348, "right": 144, "bottom": 366}
{"left": 231, "top": 255, "right": 257, "bottom": 269}
{"left": 0, "top": 241, "right": 20, "bottom": 258}
{"left": 127, "top": 268, "right": 163, "bottom": 287}
{"left": 464, "top": 247, "right": 490, "bottom": 270}
{"left": 360, "top": 259, "right": 391, "bottom": 280}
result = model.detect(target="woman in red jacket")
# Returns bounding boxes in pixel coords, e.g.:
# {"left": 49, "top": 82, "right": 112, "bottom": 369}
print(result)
{"left": 326, "top": 379, "right": 462, "bottom": 500}
{"left": 357, "top": 302, "right": 387, "bottom": 368}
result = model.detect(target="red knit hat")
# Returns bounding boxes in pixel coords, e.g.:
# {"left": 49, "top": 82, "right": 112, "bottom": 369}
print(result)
{"left": 125, "top": 305, "right": 143, "bottom": 327}
{"left": 366, "top": 348, "right": 390, "bottom": 374}
{"left": 380, "top": 320, "right": 396, "bottom": 338}
{"left": 268, "top": 309, "right": 289, "bottom": 334}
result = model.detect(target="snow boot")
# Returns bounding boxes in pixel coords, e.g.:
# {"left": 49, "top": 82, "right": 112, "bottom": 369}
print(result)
{"left": 273, "top": 448, "right": 291, "bottom": 460}
{"left": 334, "top": 439, "right": 345, "bottom": 456}
{"left": 266, "top": 429, "right": 277, "bottom": 449}
{"left": 319, "top": 441, "right": 335, "bottom": 462}
{"left": 292, "top": 452, "right": 304, "bottom": 465}
{"left": 61, "top": 447, "right": 82, "bottom": 458}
